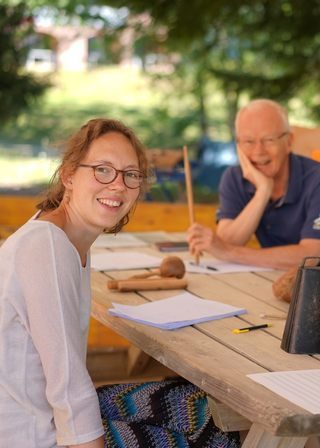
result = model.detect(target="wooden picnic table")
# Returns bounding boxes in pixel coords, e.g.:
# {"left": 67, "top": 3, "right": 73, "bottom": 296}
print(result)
{"left": 90, "top": 231, "right": 320, "bottom": 448}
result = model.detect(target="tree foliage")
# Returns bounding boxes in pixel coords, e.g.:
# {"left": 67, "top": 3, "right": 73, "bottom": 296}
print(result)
{"left": 102, "top": 0, "right": 320, "bottom": 128}
{"left": 0, "top": 1, "right": 48, "bottom": 124}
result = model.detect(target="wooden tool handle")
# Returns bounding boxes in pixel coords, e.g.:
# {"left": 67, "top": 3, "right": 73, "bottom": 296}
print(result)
{"left": 129, "top": 269, "right": 160, "bottom": 279}
{"left": 107, "top": 277, "right": 188, "bottom": 291}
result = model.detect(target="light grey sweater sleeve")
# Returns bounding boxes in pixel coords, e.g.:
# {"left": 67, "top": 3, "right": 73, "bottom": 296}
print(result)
{"left": 15, "top": 223, "right": 104, "bottom": 445}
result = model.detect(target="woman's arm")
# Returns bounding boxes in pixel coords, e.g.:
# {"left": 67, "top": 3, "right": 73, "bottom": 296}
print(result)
{"left": 71, "top": 436, "right": 104, "bottom": 448}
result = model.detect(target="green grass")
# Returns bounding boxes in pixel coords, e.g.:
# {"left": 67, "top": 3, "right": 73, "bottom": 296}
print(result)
{"left": 0, "top": 156, "right": 58, "bottom": 189}
{"left": 0, "top": 65, "right": 220, "bottom": 193}
{"left": 1, "top": 66, "right": 208, "bottom": 150}
{"left": 0, "top": 65, "right": 316, "bottom": 195}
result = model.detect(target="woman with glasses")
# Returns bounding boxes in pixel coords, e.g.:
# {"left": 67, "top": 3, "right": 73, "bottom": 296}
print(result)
{"left": 0, "top": 118, "right": 240, "bottom": 448}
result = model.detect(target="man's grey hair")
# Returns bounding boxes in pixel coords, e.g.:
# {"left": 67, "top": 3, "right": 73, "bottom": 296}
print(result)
{"left": 235, "top": 99, "right": 290, "bottom": 133}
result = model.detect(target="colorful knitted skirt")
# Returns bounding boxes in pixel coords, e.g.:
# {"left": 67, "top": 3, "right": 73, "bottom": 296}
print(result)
{"left": 97, "top": 377, "right": 240, "bottom": 448}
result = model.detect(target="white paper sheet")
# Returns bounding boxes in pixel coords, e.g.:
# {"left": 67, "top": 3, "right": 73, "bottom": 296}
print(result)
{"left": 109, "top": 291, "right": 246, "bottom": 329}
{"left": 186, "top": 260, "right": 272, "bottom": 274}
{"left": 247, "top": 369, "right": 320, "bottom": 414}
{"left": 91, "top": 251, "right": 162, "bottom": 271}
{"left": 93, "top": 233, "right": 148, "bottom": 248}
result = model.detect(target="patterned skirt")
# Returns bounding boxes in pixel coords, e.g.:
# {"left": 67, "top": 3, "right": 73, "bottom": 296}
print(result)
{"left": 97, "top": 377, "right": 240, "bottom": 448}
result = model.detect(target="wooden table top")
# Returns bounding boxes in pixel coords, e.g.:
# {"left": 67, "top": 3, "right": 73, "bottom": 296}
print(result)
{"left": 90, "top": 232, "right": 320, "bottom": 447}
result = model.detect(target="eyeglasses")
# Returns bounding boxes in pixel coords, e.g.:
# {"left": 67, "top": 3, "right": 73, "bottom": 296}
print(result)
{"left": 78, "top": 164, "right": 144, "bottom": 189}
{"left": 237, "top": 131, "right": 289, "bottom": 150}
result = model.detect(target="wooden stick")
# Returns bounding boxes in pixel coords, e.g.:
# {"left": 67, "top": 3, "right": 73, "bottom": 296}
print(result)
{"left": 183, "top": 145, "right": 199, "bottom": 264}
{"left": 183, "top": 145, "right": 195, "bottom": 224}
{"left": 107, "top": 277, "right": 188, "bottom": 291}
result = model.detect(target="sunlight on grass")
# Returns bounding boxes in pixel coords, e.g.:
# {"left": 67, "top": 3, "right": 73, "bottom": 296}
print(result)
{"left": 0, "top": 157, "right": 58, "bottom": 188}
{"left": 47, "top": 66, "right": 159, "bottom": 108}
{"left": 1, "top": 65, "right": 315, "bottom": 193}
{"left": 1, "top": 65, "right": 214, "bottom": 149}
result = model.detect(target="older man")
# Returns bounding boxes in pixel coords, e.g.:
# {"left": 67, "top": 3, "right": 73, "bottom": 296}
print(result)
{"left": 187, "top": 99, "right": 320, "bottom": 269}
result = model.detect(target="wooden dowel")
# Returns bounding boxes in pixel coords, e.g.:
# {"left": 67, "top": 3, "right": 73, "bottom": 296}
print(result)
{"left": 183, "top": 145, "right": 195, "bottom": 224}
{"left": 107, "top": 277, "right": 188, "bottom": 291}
{"left": 183, "top": 145, "right": 199, "bottom": 265}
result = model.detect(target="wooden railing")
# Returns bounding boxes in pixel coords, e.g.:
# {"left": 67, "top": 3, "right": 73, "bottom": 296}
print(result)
{"left": 0, "top": 195, "right": 217, "bottom": 237}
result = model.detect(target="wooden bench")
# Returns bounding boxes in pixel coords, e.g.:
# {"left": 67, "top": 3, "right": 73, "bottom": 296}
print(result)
{"left": 291, "top": 125, "right": 320, "bottom": 161}
{"left": 0, "top": 196, "right": 216, "bottom": 235}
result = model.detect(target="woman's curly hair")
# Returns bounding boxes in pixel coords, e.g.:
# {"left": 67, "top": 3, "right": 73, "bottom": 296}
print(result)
{"left": 38, "top": 118, "right": 150, "bottom": 233}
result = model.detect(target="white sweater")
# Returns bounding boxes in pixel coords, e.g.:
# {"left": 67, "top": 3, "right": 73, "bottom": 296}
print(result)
{"left": 0, "top": 219, "right": 104, "bottom": 447}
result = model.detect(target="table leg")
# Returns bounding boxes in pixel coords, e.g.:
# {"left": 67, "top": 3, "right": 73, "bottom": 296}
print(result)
{"left": 241, "top": 423, "right": 307, "bottom": 448}
{"left": 127, "top": 345, "right": 150, "bottom": 376}
{"left": 207, "top": 397, "right": 251, "bottom": 432}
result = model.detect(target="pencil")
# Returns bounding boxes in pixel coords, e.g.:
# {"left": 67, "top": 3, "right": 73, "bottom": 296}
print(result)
{"left": 183, "top": 145, "right": 199, "bottom": 265}
{"left": 232, "top": 323, "right": 272, "bottom": 334}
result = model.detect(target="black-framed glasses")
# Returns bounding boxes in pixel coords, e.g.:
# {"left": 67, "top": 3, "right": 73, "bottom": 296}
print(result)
{"left": 237, "top": 131, "right": 289, "bottom": 150}
{"left": 78, "top": 164, "right": 144, "bottom": 189}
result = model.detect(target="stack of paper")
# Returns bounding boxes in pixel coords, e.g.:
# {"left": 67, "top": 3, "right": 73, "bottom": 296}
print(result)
{"left": 93, "top": 233, "right": 147, "bottom": 248}
{"left": 91, "top": 251, "right": 162, "bottom": 271}
{"left": 186, "top": 260, "right": 272, "bottom": 274}
{"left": 247, "top": 369, "right": 320, "bottom": 414}
{"left": 109, "top": 292, "right": 246, "bottom": 330}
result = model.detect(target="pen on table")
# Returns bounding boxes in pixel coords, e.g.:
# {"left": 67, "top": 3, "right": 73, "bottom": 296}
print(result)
{"left": 189, "top": 261, "right": 218, "bottom": 271}
{"left": 232, "top": 323, "right": 272, "bottom": 334}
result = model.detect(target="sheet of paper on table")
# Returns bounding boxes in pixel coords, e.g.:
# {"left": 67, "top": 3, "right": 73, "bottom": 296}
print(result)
{"left": 92, "top": 233, "right": 148, "bottom": 248}
{"left": 109, "top": 291, "right": 246, "bottom": 330}
{"left": 91, "top": 251, "right": 162, "bottom": 271}
{"left": 186, "top": 260, "right": 273, "bottom": 274}
{"left": 247, "top": 369, "right": 320, "bottom": 414}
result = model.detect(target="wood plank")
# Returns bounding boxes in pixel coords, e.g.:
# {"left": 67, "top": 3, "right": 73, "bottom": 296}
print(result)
{"left": 137, "top": 273, "right": 320, "bottom": 373}
{"left": 88, "top": 316, "right": 130, "bottom": 348}
{"left": 91, "top": 271, "right": 320, "bottom": 437}
{"left": 212, "top": 271, "right": 289, "bottom": 313}
{"left": 207, "top": 397, "right": 251, "bottom": 432}
{"left": 242, "top": 423, "right": 307, "bottom": 448}
{"left": 127, "top": 345, "right": 151, "bottom": 376}
{"left": 87, "top": 346, "right": 175, "bottom": 383}
{"left": 0, "top": 196, "right": 217, "bottom": 232}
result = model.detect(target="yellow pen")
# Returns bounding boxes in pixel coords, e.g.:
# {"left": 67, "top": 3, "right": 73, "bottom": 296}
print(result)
{"left": 232, "top": 323, "right": 272, "bottom": 334}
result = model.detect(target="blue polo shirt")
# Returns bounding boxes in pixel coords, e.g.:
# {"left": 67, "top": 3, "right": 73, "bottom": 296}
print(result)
{"left": 216, "top": 154, "right": 320, "bottom": 247}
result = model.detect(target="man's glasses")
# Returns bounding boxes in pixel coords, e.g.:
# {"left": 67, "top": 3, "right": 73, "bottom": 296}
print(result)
{"left": 78, "top": 164, "right": 145, "bottom": 189}
{"left": 237, "top": 131, "right": 289, "bottom": 151}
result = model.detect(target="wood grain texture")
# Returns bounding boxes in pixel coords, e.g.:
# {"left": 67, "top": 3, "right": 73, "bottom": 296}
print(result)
{"left": 91, "top": 270, "right": 320, "bottom": 438}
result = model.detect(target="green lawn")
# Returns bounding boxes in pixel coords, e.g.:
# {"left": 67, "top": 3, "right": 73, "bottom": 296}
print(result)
{"left": 1, "top": 66, "right": 210, "bottom": 150}
{"left": 0, "top": 65, "right": 316, "bottom": 196}
{"left": 0, "top": 156, "right": 58, "bottom": 189}
{"left": 0, "top": 65, "right": 223, "bottom": 193}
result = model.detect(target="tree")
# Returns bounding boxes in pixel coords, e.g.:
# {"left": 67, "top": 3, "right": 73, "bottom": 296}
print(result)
{"left": 0, "top": 2, "right": 48, "bottom": 125}
{"left": 102, "top": 0, "right": 320, "bottom": 131}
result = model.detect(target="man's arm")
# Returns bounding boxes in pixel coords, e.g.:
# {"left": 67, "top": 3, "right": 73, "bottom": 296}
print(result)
{"left": 217, "top": 149, "right": 273, "bottom": 245}
{"left": 187, "top": 223, "right": 320, "bottom": 270}
{"left": 223, "top": 239, "right": 320, "bottom": 270}
{"left": 217, "top": 185, "right": 271, "bottom": 245}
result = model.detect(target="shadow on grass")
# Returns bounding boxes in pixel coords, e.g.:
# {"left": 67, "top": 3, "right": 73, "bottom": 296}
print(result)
{"left": 0, "top": 101, "right": 217, "bottom": 202}
{"left": 1, "top": 103, "right": 200, "bottom": 150}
